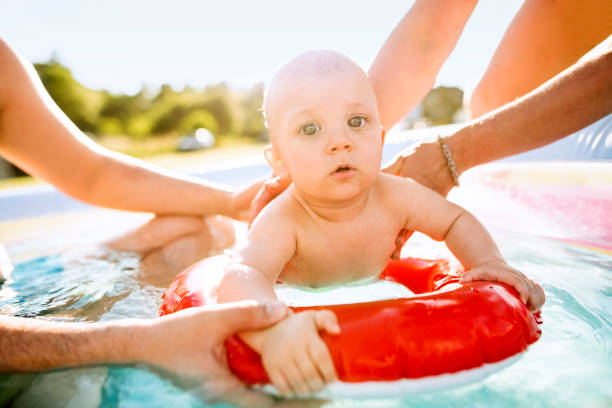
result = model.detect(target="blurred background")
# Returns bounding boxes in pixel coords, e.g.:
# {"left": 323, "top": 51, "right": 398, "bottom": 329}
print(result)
{"left": 0, "top": 0, "right": 524, "bottom": 180}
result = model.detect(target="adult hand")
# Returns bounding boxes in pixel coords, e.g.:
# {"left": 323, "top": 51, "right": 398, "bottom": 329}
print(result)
{"left": 383, "top": 140, "right": 456, "bottom": 197}
{"left": 390, "top": 229, "right": 413, "bottom": 261}
{"left": 228, "top": 179, "right": 267, "bottom": 221}
{"left": 383, "top": 140, "right": 458, "bottom": 259}
{"left": 248, "top": 173, "right": 292, "bottom": 227}
{"left": 138, "top": 300, "right": 319, "bottom": 407}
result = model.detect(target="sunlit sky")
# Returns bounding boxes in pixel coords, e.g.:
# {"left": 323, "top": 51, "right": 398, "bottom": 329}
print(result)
{"left": 1, "top": 0, "right": 524, "bottom": 95}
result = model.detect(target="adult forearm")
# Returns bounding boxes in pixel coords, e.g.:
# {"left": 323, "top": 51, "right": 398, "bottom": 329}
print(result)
{"left": 0, "top": 315, "right": 144, "bottom": 372}
{"left": 85, "top": 151, "right": 234, "bottom": 217}
{"left": 0, "top": 39, "right": 236, "bottom": 218}
{"left": 369, "top": 0, "right": 477, "bottom": 129}
{"left": 448, "top": 39, "right": 612, "bottom": 174}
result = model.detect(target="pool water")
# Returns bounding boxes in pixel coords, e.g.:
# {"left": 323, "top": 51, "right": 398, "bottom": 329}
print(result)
{"left": 1, "top": 222, "right": 611, "bottom": 407}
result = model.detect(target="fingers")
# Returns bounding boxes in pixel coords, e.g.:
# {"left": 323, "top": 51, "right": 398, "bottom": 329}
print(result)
{"left": 461, "top": 267, "right": 530, "bottom": 303}
{"left": 461, "top": 265, "right": 545, "bottom": 312}
{"left": 285, "top": 363, "right": 312, "bottom": 396}
{"left": 274, "top": 342, "right": 335, "bottom": 397}
{"left": 232, "top": 179, "right": 266, "bottom": 221}
{"left": 313, "top": 310, "right": 340, "bottom": 335}
{"left": 294, "top": 349, "right": 326, "bottom": 395}
{"left": 391, "top": 229, "right": 413, "bottom": 260}
{"left": 460, "top": 267, "right": 490, "bottom": 283}
{"left": 267, "top": 362, "right": 311, "bottom": 397}
{"left": 527, "top": 278, "right": 546, "bottom": 312}
{"left": 308, "top": 338, "right": 337, "bottom": 384}
{"left": 213, "top": 301, "right": 288, "bottom": 337}
{"left": 311, "top": 311, "right": 339, "bottom": 383}
{"left": 265, "top": 364, "right": 292, "bottom": 397}
{"left": 248, "top": 173, "right": 292, "bottom": 227}
{"left": 248, "top": 189, "right": 271, "bottom": 227}
{"left": 299, "top": 360, "right": 325, "bottom": 395}
{"left": 265, "top": 172, "right": 292, "bottom": 192}
{"left": 278, "top": 312, "right": 337, "bottom": 396}
{"left": 381, "top": 154, "right": 404, "bottom": 175}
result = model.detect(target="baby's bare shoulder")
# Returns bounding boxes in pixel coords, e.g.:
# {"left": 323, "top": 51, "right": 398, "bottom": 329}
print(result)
{"left": 375, "top": 173, "right": 423, "bottom": 198}
{"left": 374, "top": 173, "right": 438, "bottom": 217}
{"left": 252, "top": 187, "right": 302, "bottom": 227}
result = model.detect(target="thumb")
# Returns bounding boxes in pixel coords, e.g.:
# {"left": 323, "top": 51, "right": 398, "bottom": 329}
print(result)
{"left": 248, "top": 173, "right": 292, "bottom": 228}
{"left": 215, "top": 301, "right": 288, "bottom": 337}
{"left": 276, "top": 172, "right": 292, "bottom": 189}
{"left": 263, "top": 172, "right": 291, "bottom": 194}
{"left": 314, "top": 310, "right": 341, "bottom": 335}
{"left": 248, "top": 186, "right": 275, "bottom": 228}
{"left": 382, "top": 155, "right": 403, "bottom": 175}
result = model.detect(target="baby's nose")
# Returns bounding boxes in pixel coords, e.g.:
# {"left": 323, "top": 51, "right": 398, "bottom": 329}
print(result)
{"left": 326, "top": 134, "right": 353, "bottom": 154}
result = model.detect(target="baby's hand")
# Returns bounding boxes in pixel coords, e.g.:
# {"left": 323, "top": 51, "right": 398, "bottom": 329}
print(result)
{"left": 460, "top": 260, "right": 545, "bottom": 312}
{"left": 260, "top": 310, "right": 340, "bottom": 397}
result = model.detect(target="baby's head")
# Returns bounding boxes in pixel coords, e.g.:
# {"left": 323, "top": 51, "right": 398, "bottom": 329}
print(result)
{"left": 263, "top": 50, "right": 384, "bottom": 203}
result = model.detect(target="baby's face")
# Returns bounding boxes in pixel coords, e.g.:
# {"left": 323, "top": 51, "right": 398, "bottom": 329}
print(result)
{"left": 267, "top": 66, "right": 383, "bottom": 204}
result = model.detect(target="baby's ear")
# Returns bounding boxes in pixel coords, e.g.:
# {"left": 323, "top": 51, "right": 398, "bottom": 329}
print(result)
{"left": 264, "top": 145, "right": 285, "bottom": 174}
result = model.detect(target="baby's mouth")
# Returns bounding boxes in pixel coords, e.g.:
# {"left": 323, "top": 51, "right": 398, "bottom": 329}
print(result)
{"left": 331, "top": 164, "right": 355, "bottom": 176}
{"left": 334, "top": 165, "right": 352, "bottom": 173}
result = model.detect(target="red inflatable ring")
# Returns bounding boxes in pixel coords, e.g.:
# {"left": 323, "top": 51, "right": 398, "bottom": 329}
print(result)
{"left": 159, "top": 256, "right": 542, "bottom": 397}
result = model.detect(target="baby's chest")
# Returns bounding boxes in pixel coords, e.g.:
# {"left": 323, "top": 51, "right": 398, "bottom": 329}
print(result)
{"left": 282, "top": 217, "right": 401, "bottom": 286}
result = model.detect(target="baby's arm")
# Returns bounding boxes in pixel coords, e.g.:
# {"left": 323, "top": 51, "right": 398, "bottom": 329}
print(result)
{"left": 216, "top": 204, "right": 339, "bottom": 396}
{"left": 396, "top": 177, "right": 545, "bottom": 311}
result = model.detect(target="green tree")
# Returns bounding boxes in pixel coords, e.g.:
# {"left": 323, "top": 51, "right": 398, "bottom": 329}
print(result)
{"left": 201, "top": 95, "right": 235, "bottom": 135}
{"left": 152, "top": 105, "right": 189, "bottom": 134}
{"left": 35, "top": 61, "right": 105, "bottom": 133}
{"left": 240, "top": 83, "right": 267, "bottom": 140}
{"left": 100, "top": 91, "right": 149, "bottom": 127}
{"left": 421, "top": 86, "right": 464, "bottom": 125}
{"left": 178, "top": 109, "right": 219, "bottom": 134}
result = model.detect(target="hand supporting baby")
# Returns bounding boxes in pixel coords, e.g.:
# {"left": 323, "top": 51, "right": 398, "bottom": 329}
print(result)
{"left": 460, "top": 259, "right": 545, "bottom": 312}
{"left": 245, "top": 310, "right": 340, "bottom": 397}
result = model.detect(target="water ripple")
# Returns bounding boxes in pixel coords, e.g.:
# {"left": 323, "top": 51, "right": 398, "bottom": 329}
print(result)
{"left": 1, "top": 233, "right": 611, "bottom": 407}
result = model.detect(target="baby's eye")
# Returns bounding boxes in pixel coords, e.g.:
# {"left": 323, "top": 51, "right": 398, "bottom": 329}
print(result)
{"left": 347, "top": 116, "right": 366, "bottom": 128}
{"left": 301, "top": 123, "right": 320, "bottom": 136}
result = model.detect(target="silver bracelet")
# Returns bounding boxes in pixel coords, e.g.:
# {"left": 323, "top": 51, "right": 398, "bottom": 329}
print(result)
{"left": 437, "top": 136, "right": 460, "bottom": 187}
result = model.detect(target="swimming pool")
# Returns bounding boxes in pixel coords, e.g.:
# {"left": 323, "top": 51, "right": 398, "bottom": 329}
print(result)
{"left": 1, "top": 119, "right": 611, "bottom": 407}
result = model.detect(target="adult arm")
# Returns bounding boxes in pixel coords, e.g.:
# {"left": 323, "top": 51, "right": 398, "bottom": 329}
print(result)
{"left": 0, "top": 38, "right": 256, "bottom": 219}
{"left": 0, "top": 301, "right": 289, "bottom": 406}
{"left": 368, "top": 0, "right": 477, "bottom": 130}
{"left": 384, "top": 34, "right": 612, "bottom": 196}
{"left": 0, "top": 301, "right": 285, "bottom": 374}
{"left": 468, "top": 0, "right": 612, "bottom": 118}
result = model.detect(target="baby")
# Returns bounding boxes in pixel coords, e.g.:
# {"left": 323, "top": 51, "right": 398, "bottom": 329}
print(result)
{"left": 216, "top": 50, "right": 545, "bottom": 396}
